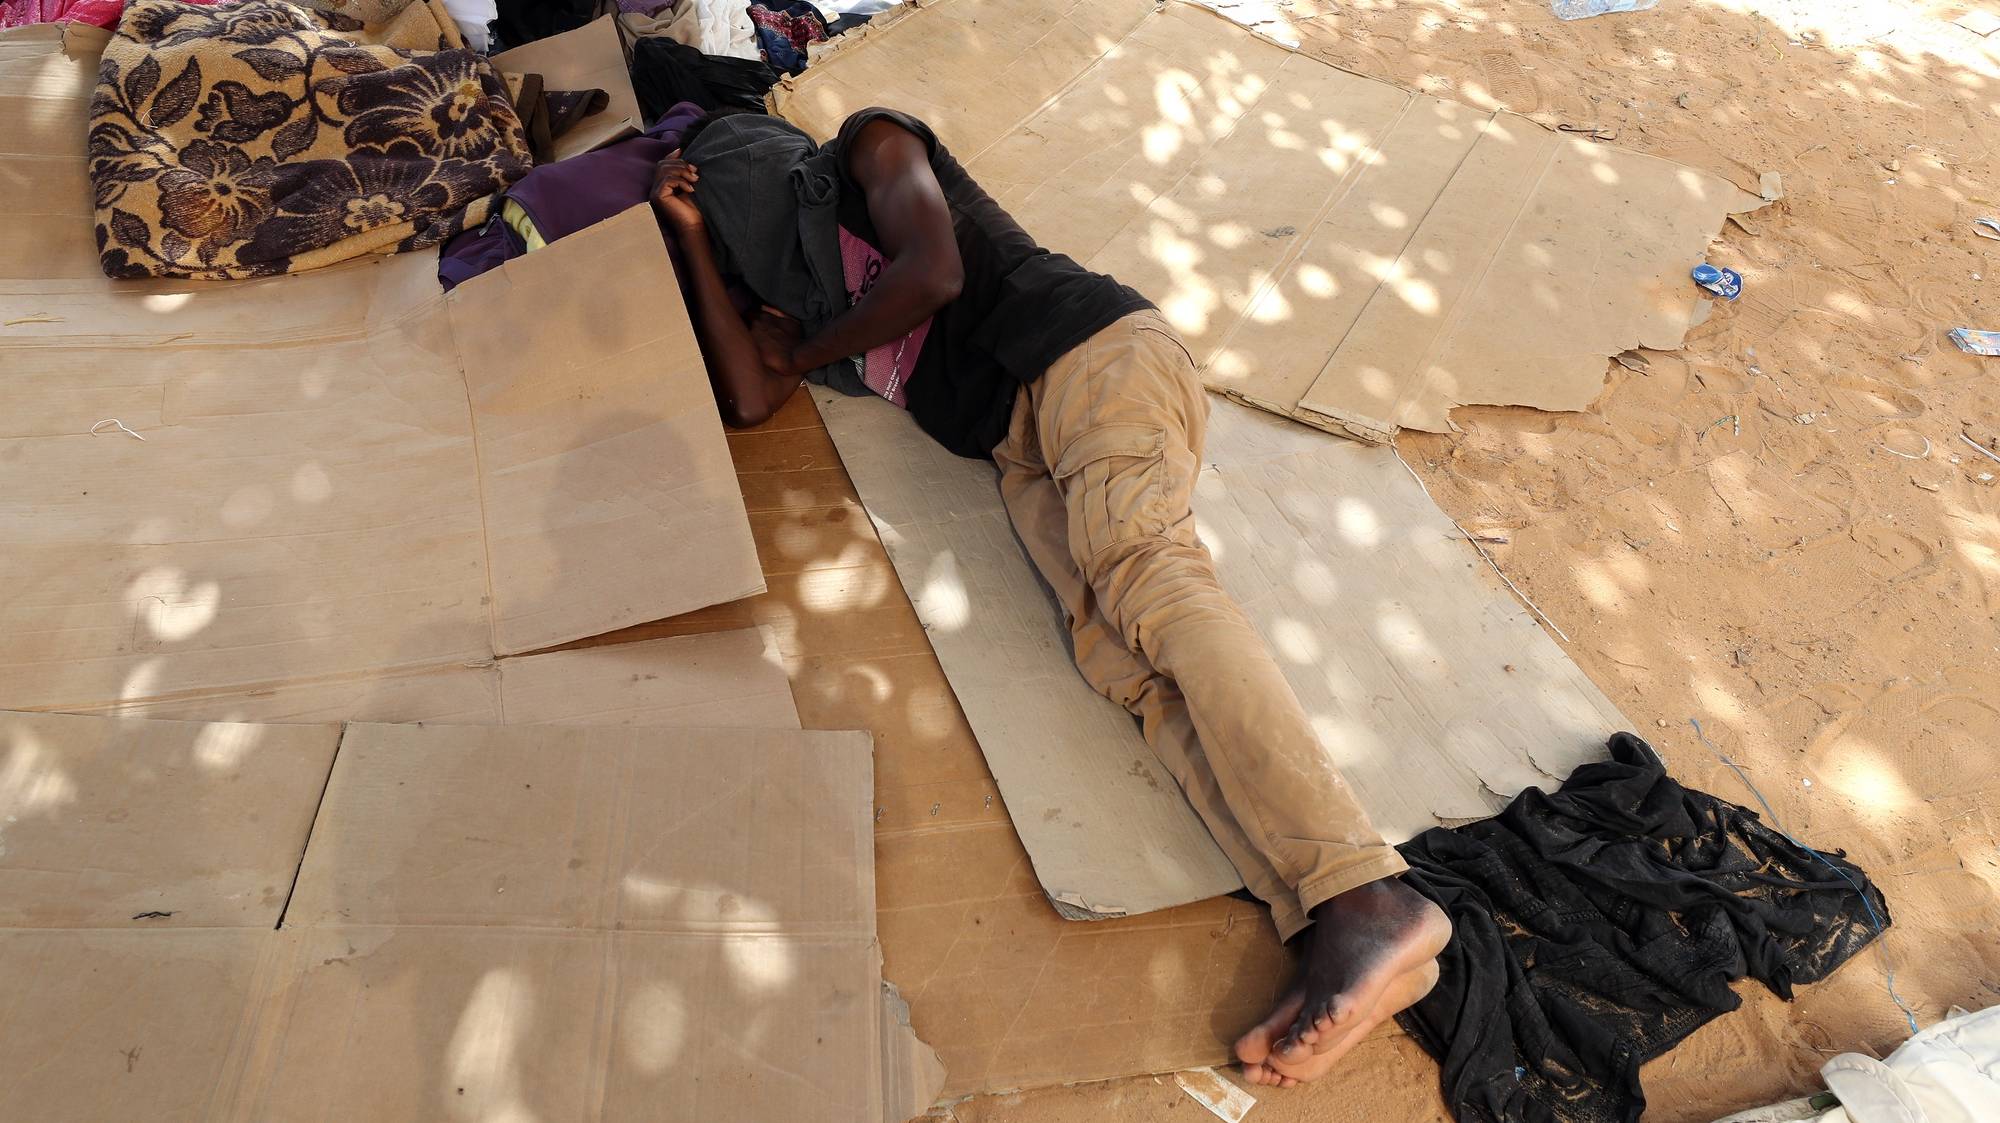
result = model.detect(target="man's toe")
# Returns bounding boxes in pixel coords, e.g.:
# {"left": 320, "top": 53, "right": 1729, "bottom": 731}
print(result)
{"left": 1234, "top": 989, "right": 1304, "bottom": 1066}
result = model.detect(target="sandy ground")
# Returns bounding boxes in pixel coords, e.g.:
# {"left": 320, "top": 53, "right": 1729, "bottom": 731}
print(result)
{"left": 949, "top": 0, "right": 2000, "bottom": 1119}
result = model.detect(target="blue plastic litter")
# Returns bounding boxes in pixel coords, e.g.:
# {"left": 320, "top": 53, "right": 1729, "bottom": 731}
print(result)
{"left": 1551, "top": 0, "right": 1659, "bottom": 19}
{"left": 1948, "top": 328, "right": 2000, "bottom": 356}
{"left": 1691, "top": 263, "right": 1742, "bottom": 301}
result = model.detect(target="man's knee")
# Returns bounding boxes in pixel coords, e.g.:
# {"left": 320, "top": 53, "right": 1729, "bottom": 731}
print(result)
{"left": 1081, "top": 531, "right": 1225, "bottom": 653}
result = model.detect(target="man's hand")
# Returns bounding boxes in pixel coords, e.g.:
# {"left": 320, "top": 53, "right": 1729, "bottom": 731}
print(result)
{"left": 749, "top": 306, "right": 806, "bottom": 378}
{"left": 651, "top": 151, "right": 703, "bottom": 232}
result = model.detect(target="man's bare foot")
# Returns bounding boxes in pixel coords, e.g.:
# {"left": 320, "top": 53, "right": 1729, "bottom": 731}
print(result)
{"left": 1238, "top": 959, "right": 1440, "bottom": 1087}
{"left": 1232, "top": 878, "right": 1451, "bottom": 1086}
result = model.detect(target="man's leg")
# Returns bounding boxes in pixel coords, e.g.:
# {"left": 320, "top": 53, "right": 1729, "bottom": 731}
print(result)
{"left": 1008, "top": 310, "right": 1449, "bottom": 1084}
{"left": 994, "top": 385, "right": 1309, "bottom": 938}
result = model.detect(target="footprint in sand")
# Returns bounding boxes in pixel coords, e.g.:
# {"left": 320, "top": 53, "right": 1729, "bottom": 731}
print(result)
{"left": 1479, "top": 50, "right": 1540, "bottom": 112}
{"left": 1831, "top": 372, "right": 1927, "bottom": 423}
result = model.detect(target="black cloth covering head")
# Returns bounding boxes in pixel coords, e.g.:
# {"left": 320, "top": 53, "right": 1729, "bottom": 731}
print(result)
{"left": 1395, "top": 732, "right": 1889, "bottom": 1123}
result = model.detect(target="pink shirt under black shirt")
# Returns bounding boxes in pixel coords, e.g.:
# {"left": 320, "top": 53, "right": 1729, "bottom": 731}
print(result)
{"left": 838, "top": 224, "right": 925, "bottom": 409}
{"left": 822, "top": 108, "right": 1152, "bottom": 459}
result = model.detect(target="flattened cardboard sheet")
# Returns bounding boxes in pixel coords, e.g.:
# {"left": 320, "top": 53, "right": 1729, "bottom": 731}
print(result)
{"left": 0, "top": 710, "right": 339, "bottom": 928}
{"left": 775, "top": 0, "right": 1769, "bottom": 441}
{"left": 0, "top": 717, "right": 884, "bottom": 1122}
{"left": 286, "top": 722, "right": 874, "bottom": 931}
{"left": 0, "top": 28, "right": 759, "bottom": 715}
{"left": 814, "top": 387, "right": 1627, "bottom": 915}
{"left": 279, "top": 721, "right": 881, "bottom": 1122}
{"left": 0, "top": 928, "right": 276, "bottom": 1118}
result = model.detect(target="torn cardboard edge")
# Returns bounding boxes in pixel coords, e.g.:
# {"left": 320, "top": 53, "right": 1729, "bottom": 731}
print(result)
{"left": 882, "top": 980, "right": 950, "bottom": 1122}
{"left": 776, "top": 0, "right": 1774, "bottom": 444}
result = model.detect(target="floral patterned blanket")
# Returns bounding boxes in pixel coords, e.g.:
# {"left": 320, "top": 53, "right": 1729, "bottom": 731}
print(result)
{"left": 88, "top": 0, "right": 532, "bottom": 278}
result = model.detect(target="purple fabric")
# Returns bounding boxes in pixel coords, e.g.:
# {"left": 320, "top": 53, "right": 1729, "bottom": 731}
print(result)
{"left": 437, "top": 214, "right": 521, "bottom": 292}
{"left": 436, "top": 102, "right": 707, "bottom": 291}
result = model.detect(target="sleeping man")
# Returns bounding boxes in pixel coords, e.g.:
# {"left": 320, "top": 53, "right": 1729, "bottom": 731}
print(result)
{"left": 653, "top": 107, "right": 1450, "bottom": 1087}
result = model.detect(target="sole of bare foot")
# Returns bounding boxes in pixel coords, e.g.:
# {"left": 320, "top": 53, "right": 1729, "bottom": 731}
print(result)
{"left": 1232, "top": 878, "right": 1450, "bottom": 1085}
{"left": 1240, "top": 959, "right": 1441, "bottom": 1087}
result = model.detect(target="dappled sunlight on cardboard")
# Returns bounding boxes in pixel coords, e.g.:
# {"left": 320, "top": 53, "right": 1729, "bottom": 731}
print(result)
{"left": 1371, "top": 606, "right": 1445, "bottom": 681}
{"left": 1289, "top": 557, "right": 1338, "bottom": 606}
{"left": 724, "top": 935, "right": 799, "bottom": 992}
{"left": 129, "top": 566, "right": 222, "bottom": 643}
{"left": 919, "top": 553, "right": 974, "bottom": 634}
{"left": 0, "top": 727, "right": 78, "bottom": 825}
{"left": 140, "top": 291, "right": 192, "bottom": 312}
{"left": 1335, "top": 497, "right": 1382, "bottom": 547}
{"left": 1268, "top": 618, "right": 1321, "bottom": 665}
{"left": 445, "top": 968, "right": 540, "bottom": 1123}
{"left": 190, "top": 721, "right": 260, "bottom": 770}
{"left": 622, "top": 981, "right": 689, "bottom": 1075}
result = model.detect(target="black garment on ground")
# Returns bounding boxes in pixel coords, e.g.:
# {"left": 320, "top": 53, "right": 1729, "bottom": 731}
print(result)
{"left": 826, "top": 108, "right": 1154, "bottom": 458}
{"left": 630, "top": 36, "right": 779, "bottom": 122}
{"left": 1394, "top": 733, "right": 1888, "bottom": 1123}
{"left": 493, "top": 0, "right": 599, "bottom": 50}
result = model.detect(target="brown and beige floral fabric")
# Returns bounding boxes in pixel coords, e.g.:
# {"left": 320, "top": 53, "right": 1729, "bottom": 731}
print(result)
{"left": 88, "top": 0, "right": 532, "bottom": 278}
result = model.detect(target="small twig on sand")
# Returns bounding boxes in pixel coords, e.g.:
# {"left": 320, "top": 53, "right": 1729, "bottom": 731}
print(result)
{"left": 1392, "top": 447, "right": 1570, "bottom": 644}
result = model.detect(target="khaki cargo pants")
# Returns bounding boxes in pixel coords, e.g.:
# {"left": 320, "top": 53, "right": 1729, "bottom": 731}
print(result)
{"left": 993, "top": 310, "right": 1406, "bottom": 939}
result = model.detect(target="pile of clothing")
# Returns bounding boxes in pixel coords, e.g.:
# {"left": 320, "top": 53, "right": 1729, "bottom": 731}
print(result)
{"left": 87, "top": 0, "right": 534, "bottom": 278}
{"left": 69, "top": 0, "right": 885, "bottom": 280}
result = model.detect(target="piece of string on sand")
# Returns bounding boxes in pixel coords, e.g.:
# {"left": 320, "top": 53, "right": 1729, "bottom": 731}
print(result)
{"left": 90, "top": 418, "right": 146, "bottom": 441}
{"left": 1687, "top": 716, "right": 1922, "bottom": 1035}
{"left": 1391, "top": 445, "right": 1569, "bottom": 643}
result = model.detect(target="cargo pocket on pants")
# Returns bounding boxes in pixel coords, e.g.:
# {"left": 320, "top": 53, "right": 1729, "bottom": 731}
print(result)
{"left": 1052, "top": 422, "right": 1170, "bottom": 562}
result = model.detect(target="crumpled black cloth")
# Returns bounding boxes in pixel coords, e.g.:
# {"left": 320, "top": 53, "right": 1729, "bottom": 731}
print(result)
{"left": 493, "top": 0, "right": 601, "bottom": 50}
{"left": 682, "top": 112, "right": 863, "bottom": 394}
{"left": 630, "top": 35, "right": 778, "bottom": 121}
{"left": 1395, "top": 733, "right": 1888, "bottom": 1123}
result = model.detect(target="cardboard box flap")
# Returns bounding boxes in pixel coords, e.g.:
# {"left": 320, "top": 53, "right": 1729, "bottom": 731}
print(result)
{"left": 491, "top": 16, "right": 643, "bottom": 160}
{"left": 227, "top": 926, "right": 882, "bottom": 1123}
{"left": 446, "top": 204, "right": 766, "bottom": 656}
{"left": 0, "top": 710, "right": 339, "bottom": 929}
{"left": 0, "top": 29, "right": 762, "bottom": 717}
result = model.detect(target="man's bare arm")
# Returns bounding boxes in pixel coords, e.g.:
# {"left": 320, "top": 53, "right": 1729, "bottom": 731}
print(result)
{"left": 780, "top": 118, "right": 962, "bottom": 376}
{"left": 652, "top": 155, "right": 803, "bottom": 427}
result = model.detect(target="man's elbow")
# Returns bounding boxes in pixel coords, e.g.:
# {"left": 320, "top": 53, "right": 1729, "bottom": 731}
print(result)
{"left": 720, "top": 393, "right": 776, "bottom": 429}
{"left": 728, "top": 395, "right": 772, "bottom": 425}
{"left": 925, "top": 262, "right": 963, "bottom": 309}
